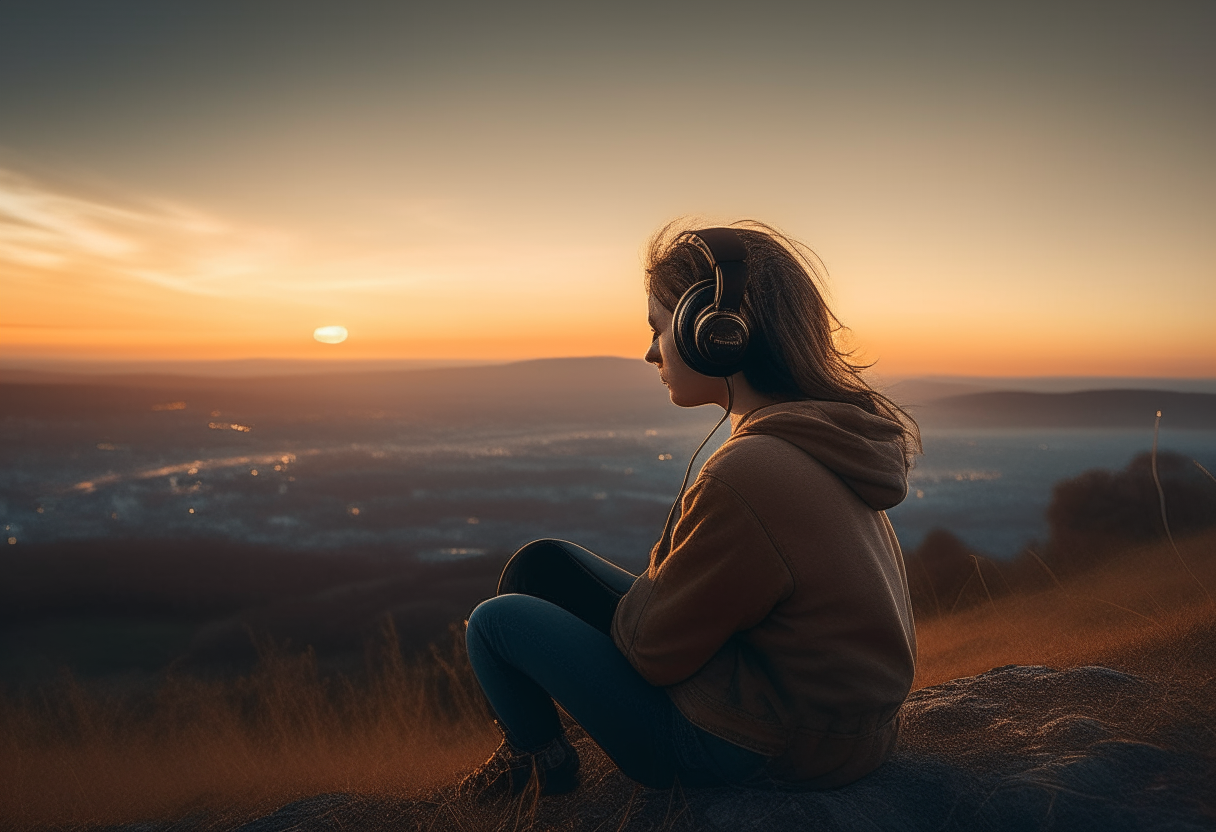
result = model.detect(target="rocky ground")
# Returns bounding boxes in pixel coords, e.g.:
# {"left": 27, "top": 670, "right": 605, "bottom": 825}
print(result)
{"left": 113, "top": 662, "right": 1215, "bottom": 832}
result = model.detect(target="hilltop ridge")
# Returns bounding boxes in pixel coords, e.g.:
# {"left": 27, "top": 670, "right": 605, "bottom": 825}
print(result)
{"left": 4, "top": 356, "right": 1214, "bottom": 430}
{"left": 915, "top": 389, "right": 1216, "bottom": 430}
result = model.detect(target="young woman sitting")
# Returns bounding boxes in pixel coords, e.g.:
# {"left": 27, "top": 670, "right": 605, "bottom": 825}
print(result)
{"left": 460, "top": 221, "right": 919, "bottom": 797}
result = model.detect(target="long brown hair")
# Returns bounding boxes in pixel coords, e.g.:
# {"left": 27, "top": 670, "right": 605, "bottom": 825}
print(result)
{"left": 644, "top": 219, "right": 921, "bottom": 465}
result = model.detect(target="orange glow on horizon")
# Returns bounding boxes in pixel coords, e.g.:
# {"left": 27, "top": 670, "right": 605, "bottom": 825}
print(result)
{"left": 2, "top": 6, "right": 1213, "bottom": 382}
{"left": 4, "top": 325, "right": 1214, "bottom": 379}
{"left": 1, "top": 167, "right": 1212, "bottom": 378}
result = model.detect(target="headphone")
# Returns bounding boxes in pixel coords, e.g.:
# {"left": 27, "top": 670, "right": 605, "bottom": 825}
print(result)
{"left": 672, "top": 228, "right": 751, "bottom": 378}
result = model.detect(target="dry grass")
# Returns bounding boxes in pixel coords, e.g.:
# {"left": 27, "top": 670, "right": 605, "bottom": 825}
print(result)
{"left": 2, "top": 533, "right": 1214, "bottom": 831}
{"left": 0, "top": 622, "right": 498, "bottom": 831}
{"left": 912, "top": 528, "right": 1216, "bottom": 689}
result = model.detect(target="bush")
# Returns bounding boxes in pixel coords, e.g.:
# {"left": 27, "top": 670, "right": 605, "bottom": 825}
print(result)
{"left": 903, "top": 529, "right": 1038, "bottom": 618}
{"left": 1045, "top": 451, "right": 1216, "bottom": 574}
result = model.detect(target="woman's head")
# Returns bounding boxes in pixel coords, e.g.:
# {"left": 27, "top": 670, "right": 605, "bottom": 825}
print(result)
{"left": 644, "top": 219, "right": 921, "bottom": 463}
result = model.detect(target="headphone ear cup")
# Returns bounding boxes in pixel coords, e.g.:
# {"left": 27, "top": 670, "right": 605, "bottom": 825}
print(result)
{"left": 672, "top": 281, "right": 721, "bottom": 377}
{"left": 693, "top": 308, "right": 749, "bottom": 370}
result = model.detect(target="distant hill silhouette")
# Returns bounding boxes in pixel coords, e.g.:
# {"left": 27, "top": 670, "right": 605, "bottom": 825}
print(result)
{"left": 884, "top": 375, "right": 1216, "bottom": 407}
{"left": 917, "top": 389, "right": 1216, "bottom": 429}
{"left": 0, "top": 357, "right": 677, "bottom": 428}
{"left": 6, "top": 359, "right": 1214, "bottom": 430}
{"left": 0, "top": 357, "right": 496, "bottom": 378}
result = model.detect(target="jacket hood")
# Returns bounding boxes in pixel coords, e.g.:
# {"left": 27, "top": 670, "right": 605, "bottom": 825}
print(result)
{"left": 732, "top": 401, "right": 910, "bottom": 510}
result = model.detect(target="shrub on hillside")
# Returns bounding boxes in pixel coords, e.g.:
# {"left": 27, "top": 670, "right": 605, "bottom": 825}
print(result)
{"left": 1045, "top": 451, "right": 1216, "bottom": 574}
{"left": 902, "top": 529, "right": 1042, "bottom": 618}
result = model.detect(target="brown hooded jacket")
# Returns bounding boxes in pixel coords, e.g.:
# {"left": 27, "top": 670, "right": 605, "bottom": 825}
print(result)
{"left": 611, "top": 400, "right": 917, "bottom": 787}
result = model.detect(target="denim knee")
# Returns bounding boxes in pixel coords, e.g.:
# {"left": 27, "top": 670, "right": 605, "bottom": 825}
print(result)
{"left": 465, "top": 594, "right": 517, "bottom": 653}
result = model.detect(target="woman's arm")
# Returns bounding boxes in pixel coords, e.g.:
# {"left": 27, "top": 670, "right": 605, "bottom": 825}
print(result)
{"left": 612, "top": 474, "right": 795, "bottom": 687}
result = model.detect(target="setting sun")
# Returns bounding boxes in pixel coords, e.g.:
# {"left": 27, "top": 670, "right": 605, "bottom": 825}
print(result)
{"left": 313, "top": 326, "right": 349, "bottom": 345}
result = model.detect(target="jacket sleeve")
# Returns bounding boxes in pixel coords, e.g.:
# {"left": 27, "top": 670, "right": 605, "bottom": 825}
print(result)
{"left": 611, "top": 474, "right": 795, "bottom": 686}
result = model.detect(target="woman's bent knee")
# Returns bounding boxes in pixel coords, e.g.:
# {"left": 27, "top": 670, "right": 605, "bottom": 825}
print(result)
{"left": 467, "top": 594, "right": 525, "bottom": 642}
{"left": 466, "top": 593, "right": 569, "bottom": 654}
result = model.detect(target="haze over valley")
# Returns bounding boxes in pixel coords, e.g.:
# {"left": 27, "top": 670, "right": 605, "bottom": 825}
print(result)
{"left": 4, "top": 358, "right": 1213, "bottom": 567}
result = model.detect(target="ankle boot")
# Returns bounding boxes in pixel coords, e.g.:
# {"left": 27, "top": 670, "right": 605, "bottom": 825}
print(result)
{"left": 457, "top": 732, "right": 580, "bottom": 800}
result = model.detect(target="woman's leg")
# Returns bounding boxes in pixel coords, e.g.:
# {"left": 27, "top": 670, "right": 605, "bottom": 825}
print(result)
{"left": 468, "top": 593, "right": 689, "bottom": 788}
{"left": 469, "top": 541, "right": 770, "bottom": 789}
{"left": 495, "top": 539, "right": 636, "bottom": 635}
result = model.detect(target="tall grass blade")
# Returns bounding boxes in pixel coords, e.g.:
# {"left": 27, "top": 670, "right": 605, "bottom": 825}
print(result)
{"left": 1152, "top": 410, "right": 1213, "bottom": 605}
{"left": 1194, "top": 459, "right": 1216, "bottom": 488}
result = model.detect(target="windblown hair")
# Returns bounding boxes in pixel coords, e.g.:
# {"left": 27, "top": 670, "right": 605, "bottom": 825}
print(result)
{"left": 645, "top": 219, "right": 921, "bottom": 466}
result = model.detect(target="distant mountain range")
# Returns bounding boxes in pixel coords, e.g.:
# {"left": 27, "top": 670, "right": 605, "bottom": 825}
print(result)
{"left": 0, "top": 357, "right": 678, "bottom": 429}
{"left": 912, "top": 390, "right": 1216, "bottom": 430}
{"left": 0, "top": 357, "right": 499, "bottom": 377}
{"left": 2, "top": 357, "right": 1213, "bottom": 431}
{"left": 882, "top": 376, "right": 1216, "bottom": 405}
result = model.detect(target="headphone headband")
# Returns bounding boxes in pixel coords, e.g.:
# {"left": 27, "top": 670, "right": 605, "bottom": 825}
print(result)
{"left": 680, "top": 228, "right": 747, "bottom": 314}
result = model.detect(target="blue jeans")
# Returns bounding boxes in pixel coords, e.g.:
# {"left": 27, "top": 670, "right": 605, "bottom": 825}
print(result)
{"left": 465, "top": 539, "right": 771, "bottom": 789}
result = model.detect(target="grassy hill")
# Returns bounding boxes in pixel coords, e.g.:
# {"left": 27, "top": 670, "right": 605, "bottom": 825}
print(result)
{"left": 2, "top": 529, "right": 1213, "bottom": 831}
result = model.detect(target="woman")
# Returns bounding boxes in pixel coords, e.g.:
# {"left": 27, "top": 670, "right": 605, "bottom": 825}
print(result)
{"left": 460, "top": 221, "right": 919, "bottom": 798}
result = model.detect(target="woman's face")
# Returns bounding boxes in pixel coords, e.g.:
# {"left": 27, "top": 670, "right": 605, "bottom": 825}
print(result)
{"left": 645, "top": 293, "right": 724, "bottom": 408}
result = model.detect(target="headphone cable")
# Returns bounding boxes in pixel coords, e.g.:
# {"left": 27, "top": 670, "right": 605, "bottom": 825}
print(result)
{"left": 656, "top": 376, "right": 734, "bottom": 564}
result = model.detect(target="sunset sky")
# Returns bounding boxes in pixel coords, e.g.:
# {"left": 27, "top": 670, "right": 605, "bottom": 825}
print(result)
{"left": 1, "top": 1, "right": 1213, "bottom": 376}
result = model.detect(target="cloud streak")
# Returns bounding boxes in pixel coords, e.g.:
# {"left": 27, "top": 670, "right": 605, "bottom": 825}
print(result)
{"left": 0, "top": 168, "right": 304, "bottom": 298}
{"left": 0, "top": 169, "right": 582, "bottom": 302}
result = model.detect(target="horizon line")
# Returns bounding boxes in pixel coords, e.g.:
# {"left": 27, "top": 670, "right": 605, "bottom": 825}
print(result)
{"left": 1, "top": 355, "right": 1214, "bottom": 384}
